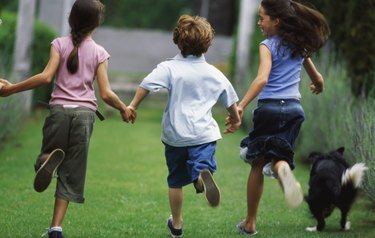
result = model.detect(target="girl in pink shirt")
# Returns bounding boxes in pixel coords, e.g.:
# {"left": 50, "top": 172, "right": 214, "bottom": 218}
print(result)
{"left": 0, "top": 1, "right": 132, "bottom": 237}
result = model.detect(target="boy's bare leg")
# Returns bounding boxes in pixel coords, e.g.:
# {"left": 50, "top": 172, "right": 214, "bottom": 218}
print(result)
{"left": 169, "top": 188, "right": 183, "bottom": 229}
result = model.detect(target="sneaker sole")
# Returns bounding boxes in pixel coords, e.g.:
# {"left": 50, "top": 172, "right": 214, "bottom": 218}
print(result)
{"left": 200, "top": 169, "right": 220, "bottom": 207}
{"left": 34, "top": 149, "right": 65, "bottom": 192}
{"left": 277, "top": 163, "right": 303, "bottom": 208}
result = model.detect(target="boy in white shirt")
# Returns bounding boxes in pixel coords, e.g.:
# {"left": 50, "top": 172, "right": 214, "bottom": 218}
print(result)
{"left": 128, "top": 15, "right": 241, "bottom": 238}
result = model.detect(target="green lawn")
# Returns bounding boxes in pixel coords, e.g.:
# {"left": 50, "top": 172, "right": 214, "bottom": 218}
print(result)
{"left": 0, "top": 106, "right": 374, "bottom": 238}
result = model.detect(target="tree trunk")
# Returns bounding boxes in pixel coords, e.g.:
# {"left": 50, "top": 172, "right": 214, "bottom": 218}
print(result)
{"left": 234, "top": 0, "right": 260, "bottom": 92}
{"left": 192, "top": 0, "right": 236, "bottom": 35}
{"left": 61, "top": 0, "right": 75, "bottom": 36}
{"left": 13, "top": 0, "right": 36, "bottom": 114}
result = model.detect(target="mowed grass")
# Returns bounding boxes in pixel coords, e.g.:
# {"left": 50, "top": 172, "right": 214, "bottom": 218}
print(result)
{"left": 0, "top": 105, "right": 374, "bottom": 238}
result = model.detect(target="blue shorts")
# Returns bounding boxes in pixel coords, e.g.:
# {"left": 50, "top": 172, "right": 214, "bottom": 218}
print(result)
{"left": 240, "top": 99, "right": 305, "bottom": 169}
{"left": 164, "top": 142, "right": 217, "bottom": 188}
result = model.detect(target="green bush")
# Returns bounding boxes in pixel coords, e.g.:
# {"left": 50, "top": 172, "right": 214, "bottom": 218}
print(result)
{"left": 102, "top": 0, "right": 192, "bottom": 30}
{"left": 0, "top": 11, "right": 20, "bottom": 144}
{"left": 0, "top": 0, "right": 17, "bottom": 12}
{"left": 0, "top": 11, "right": 17, "bottom": 75}
{"left": 298, "top": 57, "right": 375, "bottom": 203}
{"left": 0, "top": 59, "right": 23, "bottom": 144}
{"left": 308, "top": 0, "right": 375, "bottom": 97}
{"left": 31, "top": 19, "right": 57, "bottom": 105}
{"left": 0, "top": 11, "right": 56, "bottom": 143}
{"left": 0, "top": 10, "right": 56, "bottom": 106}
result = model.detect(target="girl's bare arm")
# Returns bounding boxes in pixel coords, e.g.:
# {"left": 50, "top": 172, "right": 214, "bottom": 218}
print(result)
{"left": 0, "top": 46, "right": 60, "bottom": 96}
{"left": 303, "top": 57, "right": 324, "bottom": 94}
{"left": 237, "top": 44, "right": 272, "bottom": 115}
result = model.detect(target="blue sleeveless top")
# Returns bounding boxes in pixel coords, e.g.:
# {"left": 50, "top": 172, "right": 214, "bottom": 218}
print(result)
{"left": 258, "top": 36, "right": 304, "bottom": 100}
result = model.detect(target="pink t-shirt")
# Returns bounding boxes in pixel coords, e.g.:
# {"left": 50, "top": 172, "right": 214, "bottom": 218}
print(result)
{"left": 49, "top": 36, "right": 110, "bottom": 111}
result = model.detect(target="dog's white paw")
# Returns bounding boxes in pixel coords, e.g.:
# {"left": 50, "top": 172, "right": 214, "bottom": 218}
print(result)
{"left": 306, "top": 226, "right": 317, "bottom": 232}
{"left": 344, "top": 221, "right": 351, "bottom": 231}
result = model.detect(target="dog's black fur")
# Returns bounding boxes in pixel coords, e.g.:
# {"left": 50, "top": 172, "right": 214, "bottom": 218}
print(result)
{"left": 305, "top": 147, "right": 367, "bottom": 232}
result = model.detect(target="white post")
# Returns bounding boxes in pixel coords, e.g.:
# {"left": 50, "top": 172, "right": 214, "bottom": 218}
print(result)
{"left": 200, "top": 0, "right": 210, "bottom": 18}
{"left": 13, "top": 0, "right": 36, "bottom": 113}
{"left": 61, "top": 0, "right": 75, "bottom": 36}
{"left": 234, "top": 0, "right": 260, "bottom": 95}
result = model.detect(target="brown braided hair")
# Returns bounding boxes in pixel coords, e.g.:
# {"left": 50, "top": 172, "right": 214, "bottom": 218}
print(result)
{"left": 67, "top": 0, "right": 104, "bottom": 74}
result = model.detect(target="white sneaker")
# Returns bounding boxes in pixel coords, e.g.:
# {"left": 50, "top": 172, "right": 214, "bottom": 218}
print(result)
{"left": 262, "top": 162, "right": 276, "bottom": 179}
{"left": 277, "top": 163, "right": 303, "bottom": 208}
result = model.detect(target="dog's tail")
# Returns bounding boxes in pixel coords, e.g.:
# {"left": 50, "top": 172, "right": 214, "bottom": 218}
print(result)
{"left": 341, "top": 163, "right": 368, "bottom": 188}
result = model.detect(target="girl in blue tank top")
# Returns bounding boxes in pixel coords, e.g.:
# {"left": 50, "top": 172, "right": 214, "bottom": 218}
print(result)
{"left": 230, "top": 0, "right": 330, "bottom": 235}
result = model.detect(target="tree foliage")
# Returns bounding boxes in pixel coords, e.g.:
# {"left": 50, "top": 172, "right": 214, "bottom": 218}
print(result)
{"left": 0, "top": 11, "right": 56, "bottom": 105}
{"left": 0, "top": 11, "right": 17, "bottom": 74}
{"left": 102, "top": 0, "right": 192, "bottom": 31}
{"left": 31, "top": 19, "right": 57, "bottom": 105}
{"left": 308, "top": 0, "right": 375, "bottom": 97}
{"left": 0, "top": 0, "right": 17, "bottom": 12}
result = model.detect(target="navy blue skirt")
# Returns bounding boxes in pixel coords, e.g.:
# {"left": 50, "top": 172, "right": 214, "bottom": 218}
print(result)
{"left": 240, "top": 99, "right": 305, "bottom": 169}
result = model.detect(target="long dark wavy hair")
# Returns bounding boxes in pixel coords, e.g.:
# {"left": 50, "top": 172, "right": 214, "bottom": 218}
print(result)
{"left": 67, "top": 0, "right": 104, "bottom": 74}
{"left": 261, "top": 0, "right": 330, "bottom": 58}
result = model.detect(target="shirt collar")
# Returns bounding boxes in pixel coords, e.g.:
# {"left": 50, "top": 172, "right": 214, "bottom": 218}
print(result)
{"left": 170, "top": 53, "right": 206, "bottom": 62}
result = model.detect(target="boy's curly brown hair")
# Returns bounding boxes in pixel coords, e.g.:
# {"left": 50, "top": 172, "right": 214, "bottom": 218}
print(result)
{"left": 173, "top": 15, "right": 215, "bottom": 57}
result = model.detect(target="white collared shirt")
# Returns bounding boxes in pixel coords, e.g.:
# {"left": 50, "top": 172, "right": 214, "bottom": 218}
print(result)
{"left": 140, "top": 53, "right": 238, "bottom": 147}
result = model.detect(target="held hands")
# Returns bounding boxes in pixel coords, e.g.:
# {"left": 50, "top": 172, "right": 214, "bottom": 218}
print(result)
{"left": 127, "top": 105, "right": 137, "bottom": 123}
{"left": 224, "top": 105, "right": 243, "bottom": 134}
{"left": 0, "top": 79, "right": 12, "bottom": 96}
{"left": 236, "top": 106, "right": 244, "bottom": 119}
{"left": 224, "top": 116, "right": 241, "bottom": 134}
{"left": 120, "top": 106, "right": 137, "bottom": 124}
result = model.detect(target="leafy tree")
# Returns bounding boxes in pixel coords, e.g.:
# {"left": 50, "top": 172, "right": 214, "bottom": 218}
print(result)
{"left": 191, "top": 0, "right": 237, "bottom": 35}
{"left": 0, "top": 0, "right": 17, "bottom": 12}
{"left": 31, "top": 20, "right": 57, "bottom": 105}
{"left": 0, "top": 11, "right": 56, "bottom": 105}
{"left": 102, "top": 0, "right": 192, "bottom": 31}
{"left": 0, "top": 11, "right": 17, "bottom": 74}
{"left": 309, "top": 0, "right": 375, "bottom": 97}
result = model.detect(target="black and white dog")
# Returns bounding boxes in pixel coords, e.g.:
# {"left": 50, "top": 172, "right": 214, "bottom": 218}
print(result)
{"left": 305, "top": 147, "right": 368, "bottom": 232}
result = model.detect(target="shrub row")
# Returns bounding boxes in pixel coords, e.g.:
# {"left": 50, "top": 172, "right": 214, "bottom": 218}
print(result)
{"left": 102, "top": 0, "right": 192, "bottom": 30}
{"left": 309, "top": 0, "right": 375, "bottom": 97}
{"left": 0, "top": 11, "right": 56, "bottom": 143}
{"left": 0, "top": 11, "right": 56, "bottom": 107}
{"left": 298, "top": 57, "right": 375, "bottom": 203}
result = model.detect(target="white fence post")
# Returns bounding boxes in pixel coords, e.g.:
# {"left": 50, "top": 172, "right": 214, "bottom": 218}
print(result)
{"left": 13, "top": 0, "right": 36, "bottom": 114}
{"left": 234, "top": 0, "right": 260, "bottom": 96}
